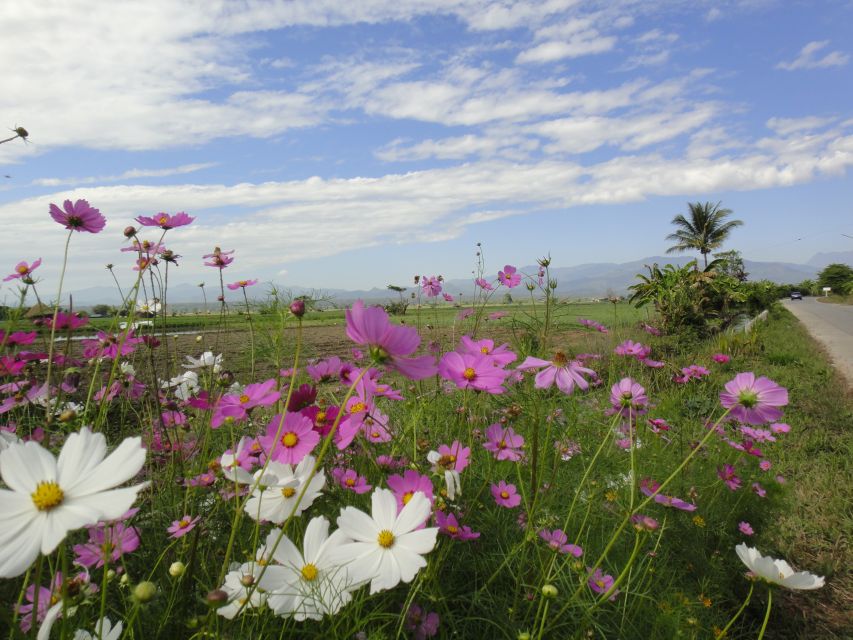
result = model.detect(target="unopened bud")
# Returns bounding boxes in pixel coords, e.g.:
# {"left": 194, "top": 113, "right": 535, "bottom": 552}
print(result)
{"left": 123, "top": 226, "right": 137, "bottom": 238}
{"left": 169, "top": 561, "right": 186, "bottom": 577}
{"left": 206, "top": 589, "right": 229, "bottom": 608}
{"left": 289, "top": 299, "right": 306, "bottom": 318}
{"left": 133, "top": 581, "right": 156, "bottom": 603}
{"left": 518, "top": 633, "right": 531, "bottom": 640}
{"left": 541, "top": 584, "right": 558, "bottom": 598}
{"left": 195, "top": 335, "right": 203, "bottom": 343}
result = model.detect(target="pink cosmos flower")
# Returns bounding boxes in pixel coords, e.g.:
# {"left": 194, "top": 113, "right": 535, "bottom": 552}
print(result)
{"left": 491, "top": 480, "right": 521, "bottom": 508}
{"left": 718, "top": 464, "right": 742, "bottom": 491}
{"left": 639, "top": 478, "right": 696, "bottom": 511}
{"left": 306, "top": 356, "right": 343, "bottom": 382}
{"left": 483, "top": 423, "right": 524, "bottom": 461}
{"left": 539, "top": 529, "right": 582, "bottom": 556}
{"left": 579, "top": 318, "right": 608, "bottom": 333}
{"left": 607, "top": 378, "right": 649, "bottom": 418}
{"left": 712, "top": 353, "right": 731, "bottom": 364}
{"left": 488, "top": 311, "right": 508, "bottom": 320}
{"left": 759, "top": 459, "right": 772, "bottom": 471}
{"left": 73, "top": 520, "right": 140, "bottom": 568}
{"left": 438, "top": 351, "right": 509, "bottom": 394}
{"left": 345, "top": 300, "right": 437, "bottom": 380}
{"left": 203, "top": 247, "right": 235, "bottom": 269}
{"left": 739, "top": 521, "right": 754, "bottom": 536}
{"left": 458, "top": 335, "right": 517, "bottom": 367}
{"left": 0, "top": 330, "right": 36, "bottom": 345}
{"left": 770, "top": 422, "right": 790, "bottom": 434}
{"left": 81, "top": 331, "right": 143, "bottom": 360}
{"left": 49, "top": 199, "right": 105, "bottom": 233}
{"left": 4, "top": 258, "right": 41, "bottom": 282}
{"left": 720, "top": 373, "right": 788, "bottom": 425}
{"left": 442, "top": 292, "right": 454, "bottom": 302}
{"left": 497, "top": 265, "right": 521, "bottom": 288}
{"left": 739, "top": 427, "right": 776, "bottom": 443}
{"left": 642, "top": 323, "right": 662, "bottom": 336}
{"left": 211, "top": 378, "right": 280, "bottom": 428}
{"left": 434, "top": 441, "right": 470, "bottom": 473}
{"left": 387, "top": 470, "right": 434, "bottom": 513}
{"left": 421, "top": 276, "right": 442, "bottom": 297}
{"left": 168, "top": 515, "right": 200, "bottom": 538}
{"left": 752, "top": 482, "right": 767, "bottom": 497}
{"left": 43, "top": 311, "right": 89, "bottom": 331}
{"left": 135, "top": 211, "right": 194, "bottom": 230}
{"left": 332, "top": 468, "right": 372, "bottom": 494}
{"left": 474, "top": 278, "right": 494, "bottom": 291}
{"left": 630, "top": 514, "right": 659, "bottom": 532}
{"left": 259, "top": 411, "right": 320, "bottom": 465}
{"left": 457, "top": 307, "right": 475, "bottom": 320}
{"left": 674, "top": 364, "right": 711, "bottom": 384}
{"left": 405, "top": 604, "right": 441, "bottom": 640}
{"left": 588, "top": 568, "right": 619, "bottom": 600}
{"left": 435, "top": 511, "right": 480, "bottom": 541}
{"left": 517, "top": 351, "right": 596, "bottom": 395}
{"left": 614, "top": 339, "right": 648, "bottom": 358}
{"left": 226, "top": 279, "right": 258, "bottom": 290}
{"left": 16, "top": 572, "right": 63, "bottom": 633}
{"left": 647, "top": 418, "right": 671, "bottom": 433}
{"left": 362, "top": 411, "right": 393, "bottom": 443}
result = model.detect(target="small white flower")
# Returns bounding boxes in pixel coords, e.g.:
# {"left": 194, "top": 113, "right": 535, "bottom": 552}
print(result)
{"left": 217, "top": 561, "right": 267, "bottom": 619}
{"left": 427, "top": 450, "right": 461, "bottom": 500}
{"left": 72, "top": 618, "right": 123, "bottom": 640}
{"left": 258, "top": 517, "right": 354, "bottom": 620}
{"left": 162, "top": 370, "right": 199, "bottom": 400}
{"left": 735, "top": 544, "right": 825, "bottom": 589}
{"left": 0, "top": 428, "right": 148, "bottom": 578}
{"left": 120, "top": 361, "right": 136, "bottom": 377}
{"left": 183, "top": 351, "right": 222, "bottom": 372}
{"left": 331, "top": 488, "right": 438, "bottom": 594}
{"left": 244, "top": 456, "right": 325, "bottom": 524}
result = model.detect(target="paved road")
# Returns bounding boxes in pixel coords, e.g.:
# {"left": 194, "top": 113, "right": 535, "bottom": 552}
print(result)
{"left": 782, "top": 297, "right": 853, "bottom": 386}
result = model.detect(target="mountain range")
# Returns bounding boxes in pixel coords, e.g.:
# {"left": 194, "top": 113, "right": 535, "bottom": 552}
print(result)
{"left": 63, "top": 251, "right": 853, "bottom": 308}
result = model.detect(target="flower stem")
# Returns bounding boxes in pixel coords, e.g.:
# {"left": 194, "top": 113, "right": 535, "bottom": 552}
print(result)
{"left": 757, "top": 588, "right": 772, "bottom": 640}
{"left": 717, "top": 582, "right": 753, "bottom": 638}
{"left": 43, "top": 230, "right": 73, "bottom": 420}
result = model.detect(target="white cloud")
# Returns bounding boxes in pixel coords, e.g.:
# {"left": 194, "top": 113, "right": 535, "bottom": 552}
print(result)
{"left": 766, "top": 116, "right": 836, "bottom": 136}
{"left": 516, "top": 31, "right": 616, "bottom": 64}
{"left": 777, "top": 41, "right": 849, "bottom": 71}
{"left": 33, "top": 163, "right": 218, "bottom": 187}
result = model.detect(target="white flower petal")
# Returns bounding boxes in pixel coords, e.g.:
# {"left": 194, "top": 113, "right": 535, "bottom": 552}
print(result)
{"left": 337, "top": 506, "right": 379, "bottom": 543}
{"left": 303, "top": 516, "right": 330, "bottom": 563}
{"left": 63, "top": 436, "right": 145, "bottom": 497}
{"left": 391, "top": 546, "right": 428, "bottom": 586}
{"left": 370, "top": 550, "right": 401, "bottom": 594}
{"left": 396, "top": 527, "right": 439, "bottom": 556}
{"left": 0, "top": 441, "right": 57, "bottom": 493}
{"left": 371, "top": 488, "right": 397, "bottom": 531}
{"left": 393, "top": 491, "right": 431, "bottom": 535}
{"left": 57, "top": 428, "right": 107, "bottom": 485}
{"left": 0, "top": 513, "right": 44, "bottom": 577}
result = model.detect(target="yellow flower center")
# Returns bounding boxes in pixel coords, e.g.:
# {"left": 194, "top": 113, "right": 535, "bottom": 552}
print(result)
{"left": 16, "top": 264, "right": 28, "bottom": 274}
{"left": 462, "top": 367, "right": 477, "bottom": 381}
{"left": 31, "top": 481, "right": 64, "bottom": 511}
{"left": 595, "top": 579, "right": 606, "bottom": 589}
{"left": 377, "top": 530, "right": 395, "bottom": 548}
{"left": 281, "top": 487, "right": 296, "bottom": 498}
{"left": 301, "top": 563, "right": 318, "bottom": 581}
{"left": 371, "top": 431, "right": 380, "bottom": 438}
{"left": 345, "top": 477, "right": 356, "bottom": 487}
{"left": 552, "top": 351, "right": 568, "bottom": 367}
{"left": 350, "top": 401, "right": 366, "bottom": 414}
{"left": 402, "top": 491, "right": 414, "bottom": 505}
{"left": 498, "top": 440, "right": 507, "bottom": 449}
{"left": 239, "top": 394, "right": 250, "bottom": 404}
{"left": 447, "top": 525, "right": 458, "bottom": 534}
{"left": 281, "top": 432, "right": 298, "bottom": 447}
{"left": 480, "top": 346, "right": 490, "bottom": 354}
{"left": 315, "top": 411, "right": 327, "bottom": 425}
{"left": 158, "top": 215, "right": 169, "bottom": 225}
{"left": 500, "top": 491, "right": 510, "bottom": 499}
{"left": 239, "top": 280, "right": 248, "bottom": 286}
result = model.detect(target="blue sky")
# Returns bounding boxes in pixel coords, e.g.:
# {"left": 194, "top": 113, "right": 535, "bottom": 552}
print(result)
{"left": 1, "top": 0, "right": 851, "bottom": 298}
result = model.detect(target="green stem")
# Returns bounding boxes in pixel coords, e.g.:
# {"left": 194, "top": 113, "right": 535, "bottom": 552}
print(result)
{"left": 43, "top": 230, "right": 73, "bottom": 420}
{"left": 756, "top": 588, "right": 772, "bottom": 640}
{"left": 717, "top": 582, "right": 753, "bottom": 638}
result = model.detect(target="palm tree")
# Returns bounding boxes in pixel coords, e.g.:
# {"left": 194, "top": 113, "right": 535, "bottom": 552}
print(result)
{"left": 665, "top": 202, "right": 743, "bottom": 268}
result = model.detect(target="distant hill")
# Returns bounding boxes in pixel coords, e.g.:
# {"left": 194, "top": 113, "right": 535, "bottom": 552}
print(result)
{"left": 66, "top": 253, "right": 830, "bottom": 308}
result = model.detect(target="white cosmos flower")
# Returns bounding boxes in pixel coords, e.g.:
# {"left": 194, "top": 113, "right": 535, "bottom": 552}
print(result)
{"left": 72, "top": 618, "right": 123, "bottom": 640}
{"left": 161, "top": 370, "right": 199, "bottom": 401}
{"left": 136, "top": 299, "right": 161, "bottom": 315}
{"left": 244, "top": 456, "right": 325, "bottom": 524}
{"left": 735, "top": 544, "right": 825, "bottom": 590}
{"left": 219, "top": 437, "right": 255, "bottom": 485}
{"left": 183, "top": 351, "right": 222, "bottom": 372}
{"left": 0, "top": 429, "right": 20, "bottom": 453}
{"left": 0, "top": 428, "right": 147, "bottom": 578}
{"left": 257, "top": 517, "right": 354, "bottom": 620}
{"left": 217, "top": 561, "right": 267, "bottom": 619}
{"left": 427, "top": 450, "right": 461, "bottom": 500}
{"left": 331, "top": 488, "right": 438, "bottom": 594}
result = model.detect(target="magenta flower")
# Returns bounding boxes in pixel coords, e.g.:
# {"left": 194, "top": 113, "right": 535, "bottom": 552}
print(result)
{"left": 435, "top": 511, "right": 480, "bottom": 541}
{"left": 421, "top": 275, "right": 442, "bottom": 297}
{"left": 712, "top": 353, "right": 731, "bottom": 364}
{"left": 211, "top": 378, "right": 280, "bottom": 428}
{"left": 718, "top": 464, "right": 742, "bottom": 491}
{"left": 647, "top": 418, "right": 671, "bottom": 433}
{"left": 135, "top": 211, "right": 194, "bottom": 230}
{"left": 16, "top": 573, "right": 63, "bottom": 633}
{"left": 387, "top": 469, "right": 434, "bottom": 513}
{"left": 497, "top": 265, "right": 521, "bottom": 288}
{"left": 332, "top": 468, "right": 372, "bottom": 494}
{"left": 202, "top": 247, "right": 235, "bottom": 269}
{"left": 457, "top": 307, "right": 475, "bottom": 320}
{"left": 579, "top": 318, "right": 608, "bottom": 333}
{"left": 442, "top": 292, "right": 454, "bottom": 302}
{"left": 81, "top": 331, "right": 143, "bottom": 360}
{"left": 483, "top": 423, "right": 524, "bottom": 461}
{"left": 720, "top": 373, "right": 788, "bottom": 425}
{"left": 49, "top": 199, "right": 105, "bottom": 233}
{"left": 630, "top": 514, "right": 659, "bottom": 532}
{"left": 4, "top": 258, "right": 41, "bottom": 282}
{"left": 539, "top": 529, "right": 582, "bottom": 556}
{"left": 588, "top": 568, "right": 619, "bottom": 600}
{"left": 614, "top": 339, "right": 648, "bottom": 358}
{"left": 438, "top": 351, "right": 509, "bottom": 394}
{"left": 458, "top": 335, "right": 517, "bottom": 367}
{"left": 517, "top": 351, "right": 596, "bottom": 395}
{"left": 474, "top": 277, "right": 494, "bottom": 291}
{"left": 491, "top": 480, "right": 521, "bottom": 508}
{"left": 168, "top": 515, "right": 200, "bottom": 538}
{"left": 488, "top": 311, "right": 508, "bottom": 320}
{"left": 345, "top": 300, "right": 437, "bottom": 380}
{"left": 306, "top": 356, "right": 343, "bottom": 382}
{"left": 405, "top": 603, "right": 440, "bottom": 640}
{"left": 739, "top": 521, "right": 754, "bottom": 536}
{"left": 770, "top": 422, "right": 790, "bottom": 434}
{"left": 259, "top": 411, "right": 320, "bottom": 465}
{"left": 639, "top": 478, "right": 696, "bottom": 511}
{"left": 434, "top": 441, "right": 471, "bottom": 473}
{"left": 674, "top": 364, "right": 711, "bottom": 383}
{"left": 43, "top": 311, "right": 89, "bottom": 331}
{"left": 226, "top": 279, "right": 258, "bottom": 290}
{"left": 642, "top": 323, "right": 662, "bottom": 336}
{"left": 607, "top": 378, "right": 649, "bottom": 418}
{"left": 73, "top": 521, "right": 140, "bottom": 568}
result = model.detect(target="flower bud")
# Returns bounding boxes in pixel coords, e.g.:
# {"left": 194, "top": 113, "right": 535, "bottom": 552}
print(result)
{"left": 206, "top": 589, "right": 229, "bottom": 608}
{"left": 133, "top": 581, "right": 157, "bottom": 603}
{"left": 195, "top": 335, "right": 203, "bottom": 343}
{"left": 518, "top": 633, "right": 531, "bottom": 640}
{"left": 541, "top": 584, "right": 558, "bottom": 598}
{"left": 123, "top": 226, "right": 137, "bottom": 238}
{"left": 289, "top": 299, "right": 306, "bottom": 318}
{"left": 169, "top": 561, "right": 186, "bottom": 577}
